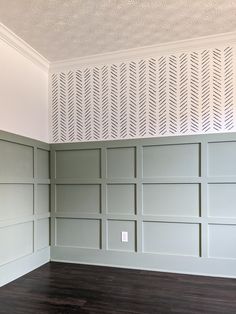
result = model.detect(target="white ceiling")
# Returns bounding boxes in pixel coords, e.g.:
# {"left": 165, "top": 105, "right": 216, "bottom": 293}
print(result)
{"left": 0, "top": 0, "right": 236, "bottom": 62}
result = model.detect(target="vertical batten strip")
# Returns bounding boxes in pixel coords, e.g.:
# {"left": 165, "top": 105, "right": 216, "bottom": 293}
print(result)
{"left": 101, "top": 147, "right": 107, "bottom": 250}
{"left": 200, "top": 139, "right": 209, "bottom": 258}
{"left": 136, "top": 144, "right": 143, "bottom": 253}
{"left": 50, "top": 149, "right": 56, "bottom": 248}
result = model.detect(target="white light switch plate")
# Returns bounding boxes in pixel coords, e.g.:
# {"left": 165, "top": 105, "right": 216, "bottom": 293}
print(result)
{"left": 121, "top": 231, "right": 128, "bottom": 242}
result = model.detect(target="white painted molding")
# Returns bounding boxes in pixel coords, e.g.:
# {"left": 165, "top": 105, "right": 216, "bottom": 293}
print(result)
{"left": 1, "top": 21, "right": 236, "bottom": 74}
{"left": 0, "top": 23, "right": 49, "bottom": 72}
{"left": 50, "top": 31, "right": 236, "bottom": 72}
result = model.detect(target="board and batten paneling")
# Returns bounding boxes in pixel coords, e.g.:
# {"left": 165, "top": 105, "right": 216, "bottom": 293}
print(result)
{"left": 51, "top": 132, "right": 236, "bottom": 278}
{"left": 0, "top": 131, "right": 50, "bottom": 287}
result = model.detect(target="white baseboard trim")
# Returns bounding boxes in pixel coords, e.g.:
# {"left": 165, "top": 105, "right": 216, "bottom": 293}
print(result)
{"left": 0, "top": 247, "right": 50, "bottom": 287}
{"left": 51, "top": 246, "right": 236, "bottom": 279}
{"left": 1, "top": 245, "right": 236, "bottom": 287}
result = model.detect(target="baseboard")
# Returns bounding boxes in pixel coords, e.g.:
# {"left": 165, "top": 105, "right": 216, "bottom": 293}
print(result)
{"left": 51, "top": 246, "right": 236, "bottom": 279}
{"left": 1, "top": 245, "right": 235, "bottom": 286}
{"left": 0, "top": 247, "right": 50, "bottom": 287}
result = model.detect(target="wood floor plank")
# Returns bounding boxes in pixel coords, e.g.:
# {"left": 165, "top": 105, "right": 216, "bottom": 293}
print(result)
{"left": 0, "top": 262, "right": 236, "bottom": 313}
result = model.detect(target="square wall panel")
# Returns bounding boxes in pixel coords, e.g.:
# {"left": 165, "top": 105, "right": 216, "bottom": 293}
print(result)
{"left": 56, "top": 184, "right": 101, "bottom": 213}
{"left": 37, "top": 149, "right": 50, "bottom": 179}
{"left": 56, "top": 149, "right": 101, "bottom": 179}
{"left": 208, "top": 142, "right": 236, "bottom": 176}
{"left": 0, "top": 222, "right": 33, "bottom": 266}
{"left": 143, "top": 222, "right": 200, "bottom": 256}
{"left": 37, "top": 185, "right": 50, "bottom": 215}
{"left": 209, "top": 184, "right": 236, "bottom": 217}
{"left": 107, "top": 220, "right": 136, "bottom": 252}
{"left": 0, "top": 184, "right": 33, "bottom": 220}
{"left": 0, "top": 140, "right": 33, "bottom": 179}
{"left": 56, "top": 218, "right": 100, "bottom": 249}
{"left": 143, "top": 144, "right": 199, "bottom": 177}
{"left": 107, "top": 184, "right": 136, "bottom": 214}
{"left": 107, "top": 147, "right": 136, "bottom": 178}
{"left": 143, "top": 184, "right": 199, "bottom": 217}
{"left": 209, "top": 224, "right": 236, "bottom": 259}
{"left": 37, "top": 218, "right": 49, "bottom": 250}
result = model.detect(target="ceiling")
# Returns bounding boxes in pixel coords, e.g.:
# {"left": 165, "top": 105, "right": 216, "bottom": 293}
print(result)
{"left": 0, "top": 0, "right": 236, "bottom": 62}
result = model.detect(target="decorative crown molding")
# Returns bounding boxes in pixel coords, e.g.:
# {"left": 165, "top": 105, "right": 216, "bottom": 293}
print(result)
{"left": 50, "top": 31, "right": 236, "bottom": 73}
{"left": 0, "top": 23, "right": 49, "bottom": 72}
{"left": 1, "top": 21, "right": 236, "bottom": 74}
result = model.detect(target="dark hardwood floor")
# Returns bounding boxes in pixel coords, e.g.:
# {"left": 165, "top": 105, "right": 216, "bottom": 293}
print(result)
{"left": 0, "top": 262, "right": 236, "bottom": 313}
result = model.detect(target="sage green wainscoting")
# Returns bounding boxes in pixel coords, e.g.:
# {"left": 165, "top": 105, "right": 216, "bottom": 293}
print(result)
{"left": 51, "top": 132, "right": 236, "bottom": 278}
{"left": 0, "top": 131, "right": 50, "bottom": 287}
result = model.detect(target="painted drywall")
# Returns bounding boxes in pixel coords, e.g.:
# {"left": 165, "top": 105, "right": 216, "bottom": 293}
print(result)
{"left": 0, "top": 130, "right": 50, "bottom": 287}
{"left": 51, "top": 132, "right": 236, "bottom": 278}
{"left": 0, "top": 39, "right": 49, "bottom": 142}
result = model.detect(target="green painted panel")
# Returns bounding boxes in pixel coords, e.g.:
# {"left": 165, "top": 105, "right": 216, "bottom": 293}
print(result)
{"left": 37, "top": 185, "right": 50, "bottom": 215}
{"left": 50, "top": 132, "right": 236, "bottom": 277}
{"left": 0, "top": 222, "right": 33, "bottom": 266}
{"left": 37, "top": 149, "right": 50, "bottom": 179}
{"left": 37, "top": 218, "right": 49, "bottom": 250}
{"left": 107, "top": 147, "right": 136, "bottom": 178}
{"left": 209, "top": 224, "right": 236, "bottom": 258}
{"left": 143, "top": 222, "right": 200, "bottom": 256}
{"left": 56, "top": 149, "right": 101, "bottom": 179}
{"left": 107, "top": 184, "right": 136, "bottom": 214}
{"left": 56, "top": 218, "right": 100, "bottom": 249}
{"left": 0, "top": 140, "right": 33, "bottom": 179}
{"left": 208, "top": 142, "right": 236, "bottom": 176}
{"left": 0, "top": 131, "right": 50, "bottom": 287}
{"left": 107, "top": 220, "right": 136, "bottom": 252}
{"left": 143, "top": 184, "right": 199, "bottom": 216}
{"left": 209, "top": 184, "right": 236, "bottom": 217}
{"left": 0, "top": 184, "right": 33, "bottom": 220}
{"left": 143, "top": 144, "right": 199, "bottom": 177}
{"left": 56, "top": 184, "right": 100, "bottom": 213}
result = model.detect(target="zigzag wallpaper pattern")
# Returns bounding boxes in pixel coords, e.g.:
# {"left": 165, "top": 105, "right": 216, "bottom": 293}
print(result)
{"left": 50, "top": 46, "right": 235, "bottom": 143}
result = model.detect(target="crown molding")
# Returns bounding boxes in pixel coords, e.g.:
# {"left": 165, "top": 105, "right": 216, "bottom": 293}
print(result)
{"left": 1, "top": 21, "right": 235, "bottom": 74}
{"left": 50, "top": 31, "right": 236, "bottom": 73}
{"left": 0, "top": 23, "right": 49, "bottom": 72}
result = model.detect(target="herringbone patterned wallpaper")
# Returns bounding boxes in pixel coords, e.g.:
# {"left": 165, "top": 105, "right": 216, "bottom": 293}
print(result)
{"left": 50, "top": 46, "right": 235, "bottom": 143}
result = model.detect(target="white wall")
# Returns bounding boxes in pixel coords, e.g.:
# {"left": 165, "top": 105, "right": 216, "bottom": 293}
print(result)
{"left": 0, "top": 39, "right": 48, "bottom": 142}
